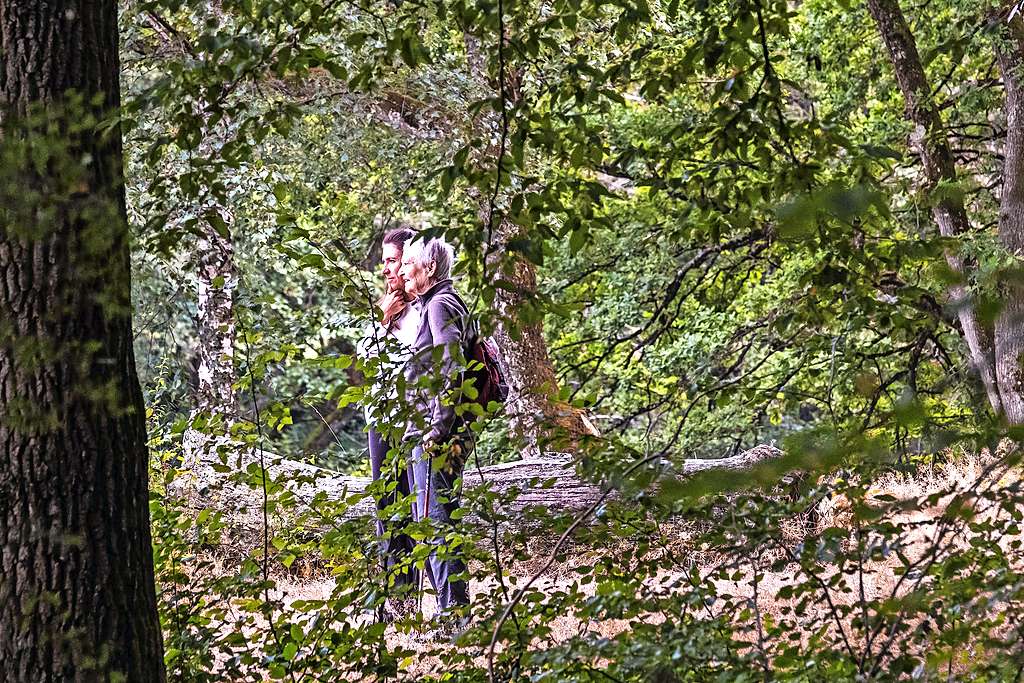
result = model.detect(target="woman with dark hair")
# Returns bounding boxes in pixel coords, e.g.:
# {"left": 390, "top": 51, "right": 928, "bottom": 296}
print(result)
{"left": 360, "top": 225, "right": 420, "bottom": 618}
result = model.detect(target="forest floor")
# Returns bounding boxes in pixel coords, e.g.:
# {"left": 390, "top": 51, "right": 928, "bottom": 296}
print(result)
{"left": 184, "top": 448, "right": 1020, "bottom": 679}
{"left": 244, "top": 449, "right": 1020, "bottom": 679}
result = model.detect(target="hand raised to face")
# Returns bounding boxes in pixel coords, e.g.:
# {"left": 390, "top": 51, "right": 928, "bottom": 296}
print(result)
{"left": 379, "top": 289, "right": 406, "bottom": 325}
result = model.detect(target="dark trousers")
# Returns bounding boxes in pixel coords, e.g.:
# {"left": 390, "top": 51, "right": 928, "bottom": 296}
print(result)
{"left": 368, "top": 427, "right": 418, "bottom": 588}
{"left": 411, "top": 443, "right": 469, "bottom": 613}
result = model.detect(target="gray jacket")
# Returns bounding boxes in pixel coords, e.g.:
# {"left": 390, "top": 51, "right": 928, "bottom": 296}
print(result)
{"left": 402, "top": 279, "right": 471, "bottom": 444}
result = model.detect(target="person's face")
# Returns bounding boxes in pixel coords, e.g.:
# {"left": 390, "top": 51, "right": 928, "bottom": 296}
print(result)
{"left": 381, "top": 243, "right": 404, "bottom": 292}
{"left": 399, "top": 251, "right": 433, "bottom": 297}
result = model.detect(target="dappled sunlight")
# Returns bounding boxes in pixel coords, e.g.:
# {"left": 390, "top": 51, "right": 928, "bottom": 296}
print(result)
{"left": 5, "top": 0, "right": 1024, "bottom": 680}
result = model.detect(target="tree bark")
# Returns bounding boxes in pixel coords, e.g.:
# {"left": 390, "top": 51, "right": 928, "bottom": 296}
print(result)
{"left": 195, "top": 225, "right": 237, "bottom": 416}
{"left": 182, "top": 444, "right": 783, "bottom": 526}
{"left": 0, "top": 2, "right": 166, "bottom": 681}
{"left": 490, "top": 217, "right": 600, "bottom": 454}
{"left": 183, "top": 226, "right": 238, "bottom": 469}
{"left": 867, "top": 0, "right": 1004, "bottom": 415}
{"left": 465, "top": 33, "right": 599, "bottom": 454}
{"left": 995, "top": 14, "right": 1024, "bottom": 424}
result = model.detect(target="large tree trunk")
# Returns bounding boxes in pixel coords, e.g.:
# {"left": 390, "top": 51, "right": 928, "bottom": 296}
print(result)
{"left": 867, "top": 0, "right": 1005, "bottom": 416}
{"left": 0, "top": 2, "right": 166, "bottom": 681}
{"left": 995, "top": 15, "right": 1024, "bottom": 424}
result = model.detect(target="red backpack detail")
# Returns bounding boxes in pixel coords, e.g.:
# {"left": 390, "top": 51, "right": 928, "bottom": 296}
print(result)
{"left": 464, "top": 335, "right": 510, "bottom": 415}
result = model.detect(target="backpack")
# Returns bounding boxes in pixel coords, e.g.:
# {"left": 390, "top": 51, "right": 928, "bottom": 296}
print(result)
{"left": 463, "top": 334, "right": 509, "bottom": 416}
{"left": 429, "top": 288, "right": 509, "bottom": 418}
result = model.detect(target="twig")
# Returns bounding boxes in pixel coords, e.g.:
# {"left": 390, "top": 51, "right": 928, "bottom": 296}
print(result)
{"left": 237, "top": 310, "right": 299, "bottom": 683}
{"left": 486, "top": 451, "right": 662, "bottom": 683}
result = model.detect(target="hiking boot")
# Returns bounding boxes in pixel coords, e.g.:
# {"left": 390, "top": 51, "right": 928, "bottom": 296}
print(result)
{"left": 428, "top": 613, "right": 473, "bottom": 644}
{"left": 380, "top": 596, "right": 420, "bottom": 624}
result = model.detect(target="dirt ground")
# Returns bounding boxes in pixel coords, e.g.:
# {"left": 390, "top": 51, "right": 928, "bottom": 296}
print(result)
{"left": 181, "top": 450, "right": 1024, "bottom": 680}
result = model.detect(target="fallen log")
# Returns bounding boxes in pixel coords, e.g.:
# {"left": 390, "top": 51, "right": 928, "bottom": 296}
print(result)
{"left": 175, "top": 437, "right": 783, "bottom": 527}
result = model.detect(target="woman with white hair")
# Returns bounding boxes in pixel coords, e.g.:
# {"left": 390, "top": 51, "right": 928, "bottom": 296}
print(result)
{"left": 398, "top": 235, "right": 472, "bottom": 619}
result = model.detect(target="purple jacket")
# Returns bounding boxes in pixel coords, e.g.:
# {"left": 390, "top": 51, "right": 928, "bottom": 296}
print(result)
{"left": 402, "top": 279, "right": 470, "bottom": 444}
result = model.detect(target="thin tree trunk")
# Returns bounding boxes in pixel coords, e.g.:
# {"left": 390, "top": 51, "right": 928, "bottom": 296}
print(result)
{"left": 465, "top": 33, "right": 599, "bottom": 454}
{"left": 196, "top": 225, "right": 237, "bottom": 416}
{"left": 0, "top": 2, "right": 166, "bottom": 680}
{"left": 184, "top": 225, "right": 238, "bottom": 468}
{"left": 867, "top": 0, "right": 1004, "bottom": 415}
{"left": 186, "top": 75, "right": 239, "bottom": 465}
{"left": 192, "top": 28, "right": 238, "bottom": 422}
{"left": 489, "top": 216, "right": 599, "bottom": 453}
{"left": 995, "top": 14, "right": 1024, "bottom": 423}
